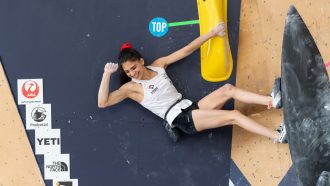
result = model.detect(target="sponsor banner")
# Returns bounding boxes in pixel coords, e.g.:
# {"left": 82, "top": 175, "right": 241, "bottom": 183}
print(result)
{"left": 35, "top": 129, "right": 61, "bottom": 155}
{"left": 25, "top": 103, "right": 51, "bottom": 130}
{"left": 17, "top": 79, "right": 43, "bottom": 105}
{"left": 44, "top": 154, "right": 70, "bottom": 180}
{"left": 52, "top": 179, "right": 78, "bottom": 186}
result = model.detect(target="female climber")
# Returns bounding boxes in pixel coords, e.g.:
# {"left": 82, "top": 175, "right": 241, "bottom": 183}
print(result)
{"left": 98, "top": 22, "right": 287, "bottom": 143}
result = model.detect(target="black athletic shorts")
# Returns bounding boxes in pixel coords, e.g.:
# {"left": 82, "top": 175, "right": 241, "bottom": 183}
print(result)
{"left": 172, "top": 102, "right": 199, "bottom": 134}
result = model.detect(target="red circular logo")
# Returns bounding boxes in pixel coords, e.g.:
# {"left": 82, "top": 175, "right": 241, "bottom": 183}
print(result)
{"left": 22, "top": 80, "right": 39, "bottom": 99}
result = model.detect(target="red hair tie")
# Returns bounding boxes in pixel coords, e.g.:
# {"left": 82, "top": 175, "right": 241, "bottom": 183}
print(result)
{"left": 120, "top": 42, "right": 133, "bottom": 51}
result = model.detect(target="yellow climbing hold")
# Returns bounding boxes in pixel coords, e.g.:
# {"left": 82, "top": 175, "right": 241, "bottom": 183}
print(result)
{"left": 197, "top": 0, "right": 233, "bottom": 82}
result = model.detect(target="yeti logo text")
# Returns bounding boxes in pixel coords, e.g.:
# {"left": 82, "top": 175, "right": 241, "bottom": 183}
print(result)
{"left": 22, "top": 80, "right": 39, "bottom": 98}
{"left": 46, "top": 161, "right": 68, "bottom": 172}
{"left": 37, "top": 138, "right": 60, "bottom": 145}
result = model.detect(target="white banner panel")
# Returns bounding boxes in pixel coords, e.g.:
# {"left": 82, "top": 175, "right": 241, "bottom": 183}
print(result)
{"left": 52, "top": 179, "right": 78, "bottom": 186}
{"left": 44, "top": 154, "right": 70, "bottom": 180}
{"left": 35, "top": 128, "right": 61, "bottom": 155}
{"left": 26, "top": 103, "right": 52, "bottom": 130}
{"left": 17, "top": 79, "right": 43, "bottom": 105}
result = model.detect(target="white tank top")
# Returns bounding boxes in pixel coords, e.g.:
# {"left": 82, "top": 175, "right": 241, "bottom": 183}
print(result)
{"left": 131, "top": 66, "right": 192, "bottom": 125}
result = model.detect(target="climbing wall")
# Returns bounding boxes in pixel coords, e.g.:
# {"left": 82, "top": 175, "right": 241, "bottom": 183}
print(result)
{"left": 0, "top": 62, "right": 44, "bottom": 186}
{"left": 232, "top": 0, "right": 330, "bottom": 185}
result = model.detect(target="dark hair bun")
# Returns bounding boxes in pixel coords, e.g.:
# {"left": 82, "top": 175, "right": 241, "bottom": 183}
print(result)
{"left": 118, "top": 42, "right": 142, "bottom": 63}
{"left": 120, "top": 42, "right": 133, "bottom": 51}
